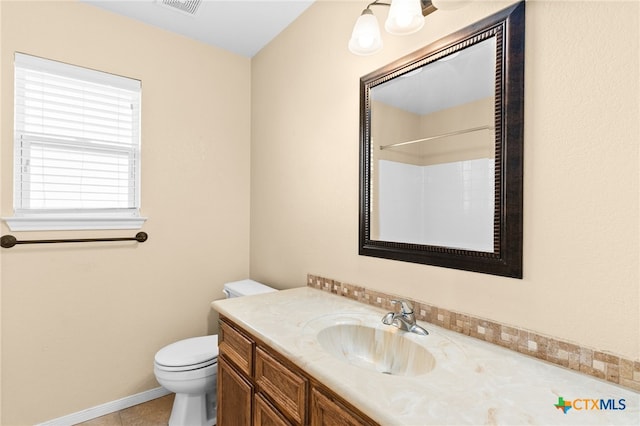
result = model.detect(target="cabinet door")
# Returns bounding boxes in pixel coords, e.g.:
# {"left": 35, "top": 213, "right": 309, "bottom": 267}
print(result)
{"left": 310, "top": 388, "right": 374, "bottom": 426}
{"left": 254, "top": 393, "right": 293, "bottom": 426}
{"left": 218, "top": 356, "right": 253, "bottom": 426}
{"left": 255, "top": 347, "right": 307, "bottom": 425}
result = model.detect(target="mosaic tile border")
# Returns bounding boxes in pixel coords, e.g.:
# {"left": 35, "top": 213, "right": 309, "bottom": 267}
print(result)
{"left": 307, "top": 274, "right": 640, "bottom": 392}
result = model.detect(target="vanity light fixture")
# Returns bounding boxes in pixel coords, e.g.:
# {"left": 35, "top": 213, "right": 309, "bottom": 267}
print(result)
{"left": 348, "top": 7, "right": 383, "bottom": 55}
{"left": 385, "top": 0, "right": 425, "bottom": 35}
{"left": 349, "top": 0, "right": 425, "bottom": 56}
{"left": 348, "top": 0, "right": 472, "bottom": 56}
{"left": 430, "top": 0, "right": 471, "bottom": 11}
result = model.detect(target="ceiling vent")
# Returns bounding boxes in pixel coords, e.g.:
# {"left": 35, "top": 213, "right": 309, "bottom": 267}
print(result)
{"left": 158, "top": 0, "right": 202, "bottom": 16}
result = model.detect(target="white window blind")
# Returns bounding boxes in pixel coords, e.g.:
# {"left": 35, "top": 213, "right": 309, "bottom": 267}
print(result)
{"left": 8, "top": 53, "right": 145, "bottom": 231}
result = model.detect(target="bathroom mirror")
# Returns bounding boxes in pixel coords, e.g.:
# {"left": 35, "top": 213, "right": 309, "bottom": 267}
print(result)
{"left": 359, "top": 2, "right": 524, "bottom": 278}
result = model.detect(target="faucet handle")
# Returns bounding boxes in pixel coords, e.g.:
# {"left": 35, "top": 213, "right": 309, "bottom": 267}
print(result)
{"left": 391, "top": 299, "right": 413, "bottom": 315}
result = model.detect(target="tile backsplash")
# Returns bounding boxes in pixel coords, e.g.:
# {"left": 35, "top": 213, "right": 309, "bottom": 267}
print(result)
{"left": 307, "top": 274, "right": 640, "bottom": 392}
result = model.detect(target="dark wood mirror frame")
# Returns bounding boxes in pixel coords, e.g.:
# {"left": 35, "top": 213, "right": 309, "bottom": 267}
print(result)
{"left": 359, "top": 2, "right": 525, "bottom": 278}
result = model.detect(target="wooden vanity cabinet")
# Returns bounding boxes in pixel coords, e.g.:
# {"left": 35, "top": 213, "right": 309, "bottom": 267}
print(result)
{"left": 254, "top": 393, "right": 292, "bottom": 426}
{"left": 217, "top": 316, "right": 378, "bottom": 426}
{"left": 218, "top": 356, "right": 253, "bottom": 426}
{"left": 310, "top": 388, "right": 373, "bottom": 426}
{"left": 255, "top": 347, "right": 307, "bottom": 424}
{"left": 219, "top": 320, "right": 254, "bottom": 376}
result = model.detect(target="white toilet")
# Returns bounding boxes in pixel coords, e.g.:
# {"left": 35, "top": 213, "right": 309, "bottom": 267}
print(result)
{"left": 154, "top": 279, "right": 277, "bottom": 426}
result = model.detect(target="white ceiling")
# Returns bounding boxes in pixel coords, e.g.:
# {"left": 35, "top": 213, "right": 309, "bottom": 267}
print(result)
{"left": 81, "top": 0, "right": 315, "bottom": 58}
{"left": 80, "top": 0, "right": 490, "bottom": 114}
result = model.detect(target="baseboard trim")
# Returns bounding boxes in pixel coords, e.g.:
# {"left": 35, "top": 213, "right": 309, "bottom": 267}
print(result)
{"left": 36, "top": 386, "right": 172, "bottom": 426}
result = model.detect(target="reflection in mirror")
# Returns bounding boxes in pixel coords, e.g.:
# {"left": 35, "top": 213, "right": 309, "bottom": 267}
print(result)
{"left": 359, "top": 2, "right": 524, "bottom": 278}
{"left": 370, "top": 38, "right": 496, "bottom": 252}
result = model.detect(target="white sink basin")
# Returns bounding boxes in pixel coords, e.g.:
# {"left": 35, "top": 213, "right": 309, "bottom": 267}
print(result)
{"left": 316, "top": 323, "right": 435, "bottom": 376}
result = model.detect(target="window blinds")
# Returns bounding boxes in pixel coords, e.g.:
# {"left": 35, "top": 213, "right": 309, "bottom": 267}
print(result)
{"left": 14, "top": 53, "right": 141, "bottom": 214}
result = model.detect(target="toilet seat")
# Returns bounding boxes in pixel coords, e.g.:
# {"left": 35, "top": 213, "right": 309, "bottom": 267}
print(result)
{"left": 154, "top": 361, "right": 217, "bottom": 381}
{"left": 155, "top": 358, "right": 217, "bottom": 372}
{"left": 154, "top": 335, "right": 218, "bottom": 372}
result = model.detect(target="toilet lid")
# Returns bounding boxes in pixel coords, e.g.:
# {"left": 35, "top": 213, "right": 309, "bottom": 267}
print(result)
{"left": 155, "top": 335, "right": 219, "bottom": 368}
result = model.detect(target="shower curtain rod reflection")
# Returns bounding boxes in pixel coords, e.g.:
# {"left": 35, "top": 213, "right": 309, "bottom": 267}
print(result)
{"left": 379, "top": 125, "right": 494, "bottom": 150}
{"left": 1, "top": 232, "right": 148, "bottom": 248}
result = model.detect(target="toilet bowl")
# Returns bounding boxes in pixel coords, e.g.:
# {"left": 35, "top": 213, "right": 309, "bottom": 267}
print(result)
{"left": 154, "top": 336, "right": 218, "bottom": 426}
{"left": 154, "top": 279, "right": 277, "bottom": 426}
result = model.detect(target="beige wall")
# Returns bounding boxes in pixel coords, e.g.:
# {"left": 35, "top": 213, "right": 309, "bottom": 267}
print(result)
{"left": 1, "top": 0, "right": 638, "bottom": 424}
{"left": 251, "top": 0, "right": 639, "bottom": 367}
{"left": 1, "top": 1, "right": 251, "bottom": 424}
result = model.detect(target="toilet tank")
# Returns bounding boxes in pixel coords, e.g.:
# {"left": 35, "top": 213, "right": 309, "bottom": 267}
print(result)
{"left": 223, "top": 279, "right": 277, "bottom": 299}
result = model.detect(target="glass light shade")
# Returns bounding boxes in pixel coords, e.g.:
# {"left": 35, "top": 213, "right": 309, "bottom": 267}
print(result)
{"left": 384, "top": 0, "right": 424, "bottom": 35}
{"left": 348, "top": 9, "right": 383, "bottom": 55}
{"left": 431, "top": 0, "right": 471, "bottom": 11}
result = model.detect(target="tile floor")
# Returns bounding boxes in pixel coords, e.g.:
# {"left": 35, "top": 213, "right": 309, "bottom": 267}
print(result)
{"left": 75, "top": 394, "right": 174, "bottom": 426}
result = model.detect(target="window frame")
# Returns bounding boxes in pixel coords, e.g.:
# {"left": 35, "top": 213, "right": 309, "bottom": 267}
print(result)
{"left": 4, "top": 53, "right": 146, "bottom": 231}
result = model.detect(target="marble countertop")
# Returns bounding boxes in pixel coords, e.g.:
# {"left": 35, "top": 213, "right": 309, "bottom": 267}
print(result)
{"left": 211, "top": 287, "right": 639, "bottom": 425}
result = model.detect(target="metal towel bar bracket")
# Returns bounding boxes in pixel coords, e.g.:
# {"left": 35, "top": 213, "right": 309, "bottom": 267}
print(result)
{"left": 1, "top": 232, "right": 148, "bottom": 248}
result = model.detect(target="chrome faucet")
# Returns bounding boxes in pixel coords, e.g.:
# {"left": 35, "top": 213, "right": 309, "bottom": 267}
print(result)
{"left": 381, "top": 300, "right": 429, "bottom": 335}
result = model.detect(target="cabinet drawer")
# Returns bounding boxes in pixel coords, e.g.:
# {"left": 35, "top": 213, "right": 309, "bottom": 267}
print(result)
{"left": 254, "top": 393, "right": 293, "bottom": 426}
{"left": 255, "top": 347, "right": 307, "bottom": 425}
{"left": 310, "top": 388, "right": 376, "bottom": 426}
{"left": 219, "top": 319, "right": 254, "bottom": 376}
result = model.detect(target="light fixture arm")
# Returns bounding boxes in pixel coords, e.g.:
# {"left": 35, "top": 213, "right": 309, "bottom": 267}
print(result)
{"left": 362, "top": 0, "right": 436, "bottom": 14}
{"left": 364, "top": 0, "right": 391, "bottom": 10}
